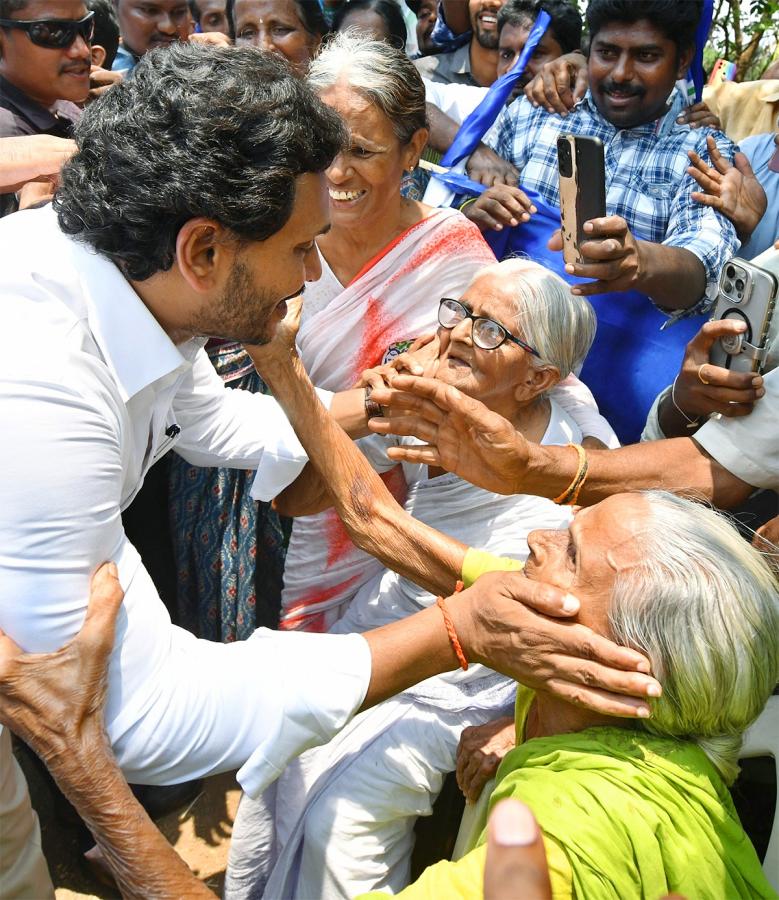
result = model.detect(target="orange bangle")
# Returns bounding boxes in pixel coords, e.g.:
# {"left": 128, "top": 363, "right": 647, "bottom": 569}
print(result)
{"left": 436, "top": 595, "right": 468, "bottom": 671}
{"left": 553, "top": 443, "right": 588, "bottom": 505}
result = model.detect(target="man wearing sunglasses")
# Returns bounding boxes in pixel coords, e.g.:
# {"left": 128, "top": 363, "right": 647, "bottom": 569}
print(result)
{"left": 0, "top": 1, "right": 93, "bottom": 132}
{"left": 0, "top": 0, "right": 92, "bottom": 215}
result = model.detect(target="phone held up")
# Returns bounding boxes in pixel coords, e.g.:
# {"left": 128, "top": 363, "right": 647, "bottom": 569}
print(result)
{"left": 557, "top": 134, "right": 606, "bottom": 267}
{"left": 709, "top": 248, "right": 778, "bottom": 375}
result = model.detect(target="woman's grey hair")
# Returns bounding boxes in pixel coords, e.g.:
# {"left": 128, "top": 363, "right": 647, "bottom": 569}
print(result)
{"left": 307, "top": 30, "right": 427, "bottom": 144}
{"left": 608, "top": 491, "right": 779, "bottom": 786}
{"left": 481, "top": 258, "right": 597, "bottom": 383}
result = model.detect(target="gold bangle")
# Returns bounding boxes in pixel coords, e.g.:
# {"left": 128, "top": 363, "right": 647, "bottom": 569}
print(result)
{"left": 553, "top": 443, "right": 587, "bottom": 505}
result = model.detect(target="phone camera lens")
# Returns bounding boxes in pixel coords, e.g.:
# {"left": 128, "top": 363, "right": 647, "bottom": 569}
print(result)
{"left": 726, "top": 265, "right": 736, "bottom": 279}
{"left": 735, "top": 278, "right": 745, "bottom": 292}
{"left": 723, "top": 281, "right": 733, "bottom": 293}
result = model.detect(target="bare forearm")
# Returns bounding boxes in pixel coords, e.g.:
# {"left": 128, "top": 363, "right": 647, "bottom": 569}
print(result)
{"left": 49, "top": 748, "right": 212, "bottom": 899}
{"left": 426, "top": 102, "right": 461, "bottom": 154}
{"left": 636, "top": 242, "right": 707, "bottom": 310}
{"left": 262, "top": 351, "right": 466, "bottom": 594}
{"left": 522, "top": 437, "right": 753, "bottom": 508}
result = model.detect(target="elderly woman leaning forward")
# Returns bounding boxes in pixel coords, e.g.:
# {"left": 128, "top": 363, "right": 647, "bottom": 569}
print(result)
{"left": 236, "top": 259, "right": 779, "bottom": 900}
{"left": 231, "top": 258, "right": 608, "bottom": 897}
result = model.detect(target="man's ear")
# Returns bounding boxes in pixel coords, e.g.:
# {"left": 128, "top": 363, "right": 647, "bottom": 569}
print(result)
{"left": 676, "top": 44, "right": 695, "bottom": 80}
{"left": 91, "top": 44, "right": 107, "bottom": 67}
{"left": 175, "top": 218, "right": 233, "bottom": 293}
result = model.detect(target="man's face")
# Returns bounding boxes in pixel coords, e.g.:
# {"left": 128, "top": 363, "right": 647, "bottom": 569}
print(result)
{"left": 0, "top": 0, "right": 91, "bottom": 105}
{"left": 588, "top": 19, "right": 692, "bottom": 129}
{"left": 195, "top": 0, "right": 228, "bottom": 34}
{"left": 497, "top": 17, "right": 565, "bottom": 87}
{"left": 190, "top": 172, "right": 329, "bottom": 345}
{"left": 115, "top": 0, "right": 191, "bottom": 56}
{"left": 468, "top": 0, "right": 503, "bottom": 51}
{"left": 415, "top": 0, "right": 436, "bottom": 55}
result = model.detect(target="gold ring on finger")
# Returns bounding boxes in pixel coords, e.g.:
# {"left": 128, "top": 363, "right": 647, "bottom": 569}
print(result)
{"left": 697, "top": 364, "right": 710, "bottom": 385}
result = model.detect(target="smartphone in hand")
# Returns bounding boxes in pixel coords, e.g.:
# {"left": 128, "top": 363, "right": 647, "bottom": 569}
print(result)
{"left": 557, "top": 135, "right": 606, "bottom": 266}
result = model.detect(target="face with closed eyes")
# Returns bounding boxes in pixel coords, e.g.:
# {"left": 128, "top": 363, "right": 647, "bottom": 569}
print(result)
{"left": 523, "top": 494, "right": 647, "bottom": 636}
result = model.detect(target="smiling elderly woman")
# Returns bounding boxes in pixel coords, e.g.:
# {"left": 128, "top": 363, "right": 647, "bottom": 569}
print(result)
{"left": 229, "top": 258, "right": 609, "bottom": 899}
{"left": 278, "top": 30, "right": 498, "bottom": 634}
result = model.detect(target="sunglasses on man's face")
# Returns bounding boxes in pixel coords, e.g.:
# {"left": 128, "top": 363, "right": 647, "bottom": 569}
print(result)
{"left": 0, "top": 11, "right": 94, "bottom": 48}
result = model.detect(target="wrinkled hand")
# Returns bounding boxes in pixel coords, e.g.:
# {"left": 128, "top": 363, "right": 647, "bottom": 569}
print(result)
{"left": 463, "top": 185, "right": 537, "bottom": 232}
{"left": 87, "top": 65, "right": 123, "bottom": 103}
{"left": 674, "top": 319, "right": 764, "bottom": 419}
{"left": 753, "top": 515, "right": 779, "bottom": 552}
{"left": 456, "top": 715, "right": 515, "bottom": 804}
{"left": 676, "top": 100, "right": 720, "bottom": 130}
{"left": 549, "top": 216, "right": 643, "bottom": 295}
{"left": 356, "top": 334, "right": 440, "bottom": 391}
{"left": 188, "top": 30, "right": 231, "bottom": 47}
{"left": 450, "top": 571, "right": 659, "bottom": 718}
{"left": 523, "top": 51, "right": 587, "bottom": 116}
{"left": 0, "top": 562, "right": 123, "bottom": 769}
{"left": 466, "top": 145, "right": 519, "bottom": 188}
{"left": 688, "top": 135, "right": 767, "bottom": 241}
{"left": 369, "top": 375, "right": 529, "bottom": 495}
{"left": 483, "top": 800, "right": 552, "bottom": 900}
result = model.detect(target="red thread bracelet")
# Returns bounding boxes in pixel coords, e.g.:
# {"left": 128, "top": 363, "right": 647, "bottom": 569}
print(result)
{"left": 436, "top": 595, "right": 468, "bottom": 671}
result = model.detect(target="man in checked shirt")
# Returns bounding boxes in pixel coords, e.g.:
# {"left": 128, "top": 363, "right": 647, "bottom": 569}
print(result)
{"left": 463, "top": 0, "right": 738, "bottom": 318}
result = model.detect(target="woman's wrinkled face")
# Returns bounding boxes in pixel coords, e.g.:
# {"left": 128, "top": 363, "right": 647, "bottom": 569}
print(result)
{"left": 233, "top": 0, "right": 320, "bottom": 75}
{"left": 433, "top": 271, "right": 539, "bottom": 414}
{"left": 319, "top": 81, "right": 421, "bottom": 229}
{"left": 523, "top": 494, "right": 647, "bottom": 635}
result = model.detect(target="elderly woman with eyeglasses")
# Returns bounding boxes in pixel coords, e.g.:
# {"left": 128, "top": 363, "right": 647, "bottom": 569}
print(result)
{"left": 227, "top": 258, "right": 611, "bottom": 899}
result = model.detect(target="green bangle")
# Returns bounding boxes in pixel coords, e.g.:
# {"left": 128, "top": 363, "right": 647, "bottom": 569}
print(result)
{"left": 459, "top": 197, "right": 478, "bottom": 212}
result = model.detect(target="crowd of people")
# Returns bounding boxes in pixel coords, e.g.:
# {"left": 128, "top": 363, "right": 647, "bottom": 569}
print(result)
{"left": 1, "top": 0, "right": 778, "bottom": 897}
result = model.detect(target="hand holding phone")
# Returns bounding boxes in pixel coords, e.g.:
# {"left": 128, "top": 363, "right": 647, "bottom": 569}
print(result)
{"left": 557, "top": 134, "right": 606, "bottom": 266}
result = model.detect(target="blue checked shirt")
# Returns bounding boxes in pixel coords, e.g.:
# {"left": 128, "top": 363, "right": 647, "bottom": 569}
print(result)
{"left": 488, "top": 89, "right": 740, "bottom": 318}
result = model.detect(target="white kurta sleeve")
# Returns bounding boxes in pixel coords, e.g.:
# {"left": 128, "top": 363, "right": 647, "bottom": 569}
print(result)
{"left": 171, "top": 349, "right": 333, "bottom": 494}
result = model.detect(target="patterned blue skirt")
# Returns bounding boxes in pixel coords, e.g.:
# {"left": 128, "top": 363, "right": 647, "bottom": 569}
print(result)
{"left": 168, "top": 342, "right": 290, "bottom": 642}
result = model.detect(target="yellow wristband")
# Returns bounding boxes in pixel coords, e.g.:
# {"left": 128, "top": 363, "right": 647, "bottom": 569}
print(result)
{"left": 461, "top": 547, "right": 524, "bottom": 589}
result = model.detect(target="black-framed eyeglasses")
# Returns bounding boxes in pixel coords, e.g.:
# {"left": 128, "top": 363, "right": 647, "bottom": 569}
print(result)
{"left": 438, "top": 298, "right": 541, "bottom": 356}
{"left": 0, "top": 11, "right": 94, "bottom": 48}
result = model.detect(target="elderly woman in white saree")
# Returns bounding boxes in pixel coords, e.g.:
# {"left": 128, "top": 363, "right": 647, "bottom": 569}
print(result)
{"left": 281, "top": 32, "right": 498, "bottom": 633}
{"left": 227, "top": 259, "right": 615, "bottom": 899}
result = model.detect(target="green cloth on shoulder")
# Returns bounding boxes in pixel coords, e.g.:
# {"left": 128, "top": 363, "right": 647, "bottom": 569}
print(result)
{"left": 481, "top": 721, "right": 776, "bottom": 899}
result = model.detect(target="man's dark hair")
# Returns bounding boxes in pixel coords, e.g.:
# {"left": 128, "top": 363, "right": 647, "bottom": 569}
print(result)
{"left": 586, "top": 0, "right": 702, "bottom": 53}
{"left": 332, "top": 0, "right": 407, "bottom": 51}
{"left": 55, "top": 43, "right": 346, "bottom": 281}
{"left": 86, "top": 0, "right": 120, "bottom": 67}
{"left": 225, "top": 0, "right": 328, "bottom": 42}
{"left": 497, "top": 0, "right": 582, "bottom": 55}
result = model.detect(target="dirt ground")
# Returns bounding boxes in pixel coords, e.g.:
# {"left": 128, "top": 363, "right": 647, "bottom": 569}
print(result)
{"left": 15, "top": 740, "right": 240, "bottom": 899}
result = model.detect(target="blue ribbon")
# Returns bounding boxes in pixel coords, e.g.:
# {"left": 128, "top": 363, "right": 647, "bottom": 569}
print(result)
{"left": 438, "top": 10, "right": 551, "bottom": 170}
{"left": 689, "top": 0, "right": 714, "bottom": 102}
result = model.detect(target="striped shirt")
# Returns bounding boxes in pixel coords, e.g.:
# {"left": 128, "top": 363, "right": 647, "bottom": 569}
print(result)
{"left": 488, "top": 89, "right": 740, "bottom": 317}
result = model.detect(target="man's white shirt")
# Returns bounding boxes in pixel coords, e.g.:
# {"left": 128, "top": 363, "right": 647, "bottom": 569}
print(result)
{"left": 0, "top": 206, "right": 371, "bottom": 796}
